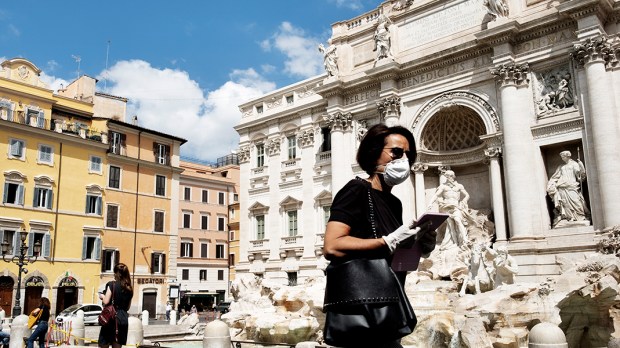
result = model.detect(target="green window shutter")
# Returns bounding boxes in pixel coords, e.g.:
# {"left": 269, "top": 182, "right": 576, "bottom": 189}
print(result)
{"left": 94, "top": 237, "right": 101, "bottom": 260}
{"left": 82, "top": 236, "right": 88, "bottom": 259}
{"left": 46, "top": 190, "right": 53, "bottom": 210}
{"left": 33, "top": 188, "right": 39, "bottom": 207}
{"left": 43, "top": 234, "right": 51, "bottom": 257}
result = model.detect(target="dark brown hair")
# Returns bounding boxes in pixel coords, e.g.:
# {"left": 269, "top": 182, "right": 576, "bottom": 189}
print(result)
{"left": 356, "top": 124, "right": 417, "bottom": 176}
{"left": 114, "top": 263, "right": 133, "bottom": 295}
{"left": 40, "top": 297, "right": 51, "bottom": 308}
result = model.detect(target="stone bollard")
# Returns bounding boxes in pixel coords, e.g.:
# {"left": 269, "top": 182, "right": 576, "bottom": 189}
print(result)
{"left": 142, "top": 310, "right": 149, "bottom": 326}
{"left": 9, "top": 314, "right": 29, "bottom": 348}
{"left": 170, "top": 310, "right": 177, "bottom": 325}
{"left": 202, "top": 319, "right": 231, "bottom": 348}
{"left": 0, "top": 309, "right": 5, "bottom": 323}
{"left": 70, "top": 310, "right": 85, "bottom": 346}
{"left": 528, "top": 322, "right": 568, "bottom": 348}
{"left": 127, "top": 316, "right": 143, "bottom": 347}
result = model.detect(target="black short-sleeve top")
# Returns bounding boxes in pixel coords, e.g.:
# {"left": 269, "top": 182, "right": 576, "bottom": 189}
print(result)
{"left": 329, "top": 177, "right": 403, "bottom": 240}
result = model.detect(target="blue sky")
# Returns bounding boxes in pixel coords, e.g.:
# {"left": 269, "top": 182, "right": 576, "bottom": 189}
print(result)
{"left": 0, "top": 0, "right": 378, "bottom": 162}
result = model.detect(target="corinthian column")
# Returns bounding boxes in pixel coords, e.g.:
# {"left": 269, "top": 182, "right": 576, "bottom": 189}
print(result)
{"left": 490, "top": 63, "right": 543, "bottom": 238}
{"left": 571, "top": 36, "right": 620, "bottom": 228}
{"left": 377, "top": 95, "right": 401, "bottom": 127}
{"left": 412, "top": 162, "right": 428, "bottom": 217}
{"left": 484, "top": 147, "right": 507, "bottom": 241}
{"left": 326, "top": 112, "right": 353, "bottom": 193}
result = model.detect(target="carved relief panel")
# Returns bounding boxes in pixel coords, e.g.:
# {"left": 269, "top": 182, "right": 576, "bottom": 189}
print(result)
{"left": 532, "top": 64, "right": 576, "bottom": 118}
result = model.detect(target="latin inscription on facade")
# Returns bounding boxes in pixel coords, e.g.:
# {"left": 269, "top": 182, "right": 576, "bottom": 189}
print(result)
{"left": 401, "top": 0, "right": 487, "bottom": 49}
{"left": 514, "top": 29, "right": 576, "bottom": 54}
{"left": 344, "top": 89, "right": 380, "bottom": 106}
{"left": 137, "top": 278, "right": 166, "bottom": 284}
{"left": 400, "top": 54, "right": 492, "bottom": 89}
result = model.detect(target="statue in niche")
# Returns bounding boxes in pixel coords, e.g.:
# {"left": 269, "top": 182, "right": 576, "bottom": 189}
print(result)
{"left": 427, "top": 170, "right": 470, "bottom": 250}
{"left": 483, "top": 0, "right": 509, "bottom": 19}
{"left": 373, "top": 14, "right": 393, "bottom": 63}
{"left": 547, "top": 150, "right": 590, "bottom": 228}
{"left": 486, "top": 245, "right": 518, "bottom": 288}
{"left": 318, "top": 40, "right": 338, "bottom": 77}
{"left": 536, "top": 70, "right": 575, "bottom": 114}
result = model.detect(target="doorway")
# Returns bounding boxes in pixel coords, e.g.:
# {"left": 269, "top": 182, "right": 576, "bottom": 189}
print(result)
{"left": 0, "top": 277, "right": 14, "bottom": 315}
{"left": 56, "top": 286, "right": 78, "bottom": 314}
{"left": 142, "top": 292, "right": 157, "bottom": 319}
{"left": 25, "top": 286, "right": 43, "bottom": 314}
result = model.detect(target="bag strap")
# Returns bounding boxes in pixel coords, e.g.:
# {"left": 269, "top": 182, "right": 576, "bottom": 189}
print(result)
{"left": 366, "top": 187, "right": 378, "bottom": 238}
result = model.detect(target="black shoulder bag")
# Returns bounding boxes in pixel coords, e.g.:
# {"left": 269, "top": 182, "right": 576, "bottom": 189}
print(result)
{"left": 323, "top": 186, "right": 417, "bottom": 347}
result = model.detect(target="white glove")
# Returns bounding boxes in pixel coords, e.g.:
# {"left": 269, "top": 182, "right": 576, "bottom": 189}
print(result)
{"left": 382, "top": 225, "right": 420, "bottom": 253}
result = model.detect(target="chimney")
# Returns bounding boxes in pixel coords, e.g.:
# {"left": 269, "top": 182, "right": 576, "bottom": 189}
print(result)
{"left": 132, "top": 115, "right": 138, "bottom": 125}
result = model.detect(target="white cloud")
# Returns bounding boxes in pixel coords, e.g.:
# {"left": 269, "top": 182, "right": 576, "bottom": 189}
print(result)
{"left": 329, "top": 0, "right": 364, "bottom": 10}
{"left": 259, "top": 39, "right": 271, "bottom": 51}
{"left": 46, "top": 60, "right": 59, "bottom": 72}
{"left": 8, "top": 24, "right": 19, "bottom": 37}
{"left": 268, "top": 22, "right": 323, "bottom": 79}
{"left": 40, "top": 72, "right": 69, "bottom": 93}
{"left": 99, "top": 60, "right": 275, "bottom": 161}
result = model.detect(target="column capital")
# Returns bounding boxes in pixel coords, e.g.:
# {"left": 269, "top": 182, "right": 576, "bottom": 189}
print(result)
{"left": 377, "top": 95, "right": 401, "bottom": 116}
{"left": 296, "top": 129, "right": 315, "bottom": 148}
{"left": 325, "top": 111, "right": 353, "bottom": 132}
{"left": 490, "top": 62, "right": 530, "bottom": 87}
{"left": 412, "top": 162, "right": 428, "bottom": 173}
{"left": 570, "top": 35, "right": 619, "bottom": 69}
{"left": 484, "top": 146, "right": 502, "bottom": 159}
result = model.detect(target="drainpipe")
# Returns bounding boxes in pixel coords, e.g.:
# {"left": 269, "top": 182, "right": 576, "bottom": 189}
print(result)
{"left": 51, "top": 142, "right": 63, "bottom": 262}
{"left": 131, "top": 131, "right": 142, "bottom": 289}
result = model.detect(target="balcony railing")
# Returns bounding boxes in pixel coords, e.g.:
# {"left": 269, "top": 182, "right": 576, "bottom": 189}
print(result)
{"left": 250, "top": 239, "right": 270, "bottom": 252}
{"left": 0, "top": 113, "right": 108, "bottom": 144}
{"left": 281, "top": 235, "right": 303, "bottom": 248}
{"left": 316, "top": 151, "right": 331, "bottom": 164}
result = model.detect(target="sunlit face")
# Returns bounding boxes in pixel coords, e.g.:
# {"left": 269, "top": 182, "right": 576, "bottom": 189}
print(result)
{"left": 376, "top": 134, "right": 410, "bottom": 172}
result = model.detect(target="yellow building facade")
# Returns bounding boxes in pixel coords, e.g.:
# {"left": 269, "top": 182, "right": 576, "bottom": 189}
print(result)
{"left": 0, "top": 58, "right": 109, "bottom": 316}
{"left": 1, "top": 58, "right": 186, "bottom": 318}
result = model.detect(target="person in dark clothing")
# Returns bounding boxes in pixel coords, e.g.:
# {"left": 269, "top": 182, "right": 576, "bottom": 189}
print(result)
{"left": 323, "top": 124, "right": 437, "bottom": 347}
{"left": 98, "top": 263, "right": 133, "bottom": 348}
{"left": 26, "top": 297, "right": 51, "bottom": 348}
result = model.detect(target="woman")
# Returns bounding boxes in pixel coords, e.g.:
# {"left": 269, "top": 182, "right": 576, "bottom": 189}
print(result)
{"left": 26, "top": 297, "right": 51, "bottom": 348}
{"left": 99, "top": 263, "right": 133, "bottom": 348}
{"left": 323, "top": 124, "right": 437, "bottom": 347}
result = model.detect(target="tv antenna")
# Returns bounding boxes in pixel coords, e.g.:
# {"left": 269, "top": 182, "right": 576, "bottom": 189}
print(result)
{"left": 71, "top": 55, "right": 81, "bottom": 79}
{"left": 104, "top": 40, "right": 111, "bottom": 89}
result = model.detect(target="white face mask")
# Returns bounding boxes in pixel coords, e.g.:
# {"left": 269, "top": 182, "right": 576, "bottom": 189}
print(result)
{"left": 377, "top": 158, "right": 411, "bottom": 186}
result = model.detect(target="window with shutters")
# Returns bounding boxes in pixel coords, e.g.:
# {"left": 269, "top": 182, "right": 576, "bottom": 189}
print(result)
{"left": 218, "top": 192, "right": 225, "bottom": 205}
{"left": 102, "top": 249, "right": 119, "bottom": 272}
{"left": 153, "top": 143, "right": 170, "bottom": 165}
{"left": 217, "top": 217, "right": 226, "bottom": 231}
{"left": 8, "top": 139, "right": 25, "bottom": 160}
{"left": 180, "top": 241, "right": 193, "bottom": 258}
{"left": 89, "top": 156, "right": 102, "bottom": 174}
{"left": 323, "top": 205, "right": 331, "bottom": 226}
{"left": 155, "top": 175, "right": 166, "bottom": 196}
{"left": 287, "top": 210, "right": 298, "bottom": 236}
{"left": 201, "top": 215, "right": 209, "bottom": 230}
{"left": 85, "top": 194, "right": 102, "bottom": 215}
{"left": 216, "top": 244, "right": 225, "bottom": 259}
{"left": 109, "top": 132, "right": 126, "bottom": 155}
{"left": 151, "top": 252, "right": 165, "bottom": 274}
{"left": 182, "top": 269, "right": 189, "bottom": 280}
{"left": 108, "top": 166, "right": 121, "bottom": 189}
{"left": 106, "top": 204, "right": 119, "bottom": 228}
{"left": 183, "top": 212, "right": 191, "bottom": 229}
{"left": 200, "top": 243, "right": 208, "bottom": 258}
{"left": 199, "top": 270, "right": 207, "bottom": 281}
{"left": 184, "top": 187, "right": 191, "bottom": 201}
{"left": 3, "top": 182, "right": 25, "bottom": 205}
{"left": 154, "top": 211, "right": 164, "bottom": 233}
{"left": 82, "top": 235, "right": 101, "bottom": 260}
{"left": 33, "top": 187, "right": 52, "bottom": 209}
{"left": 0, "top": 100, "right": 14, "bottom": 121}
{"left": 0, "top": 230, "right": 16, "bottom": 256}
{"left": 29, "top": 232, "right": 51, "bottom": 258}
{"left": 229, "top": 253, "right": 235, "bottom": 266}
{"left": 229, "top": 231, "right": 235, "bottom": 241}
{"left": 25, "top": 108, "right": 44, "bottom": 128}
{"left": 218, "top": 270, "right": 224, "bottom": 280}
{"left": 37, "top": 144, "right": 53, "bottom": 165}
{"left": 202, "top": 190, "right": 209, "bottom": 203}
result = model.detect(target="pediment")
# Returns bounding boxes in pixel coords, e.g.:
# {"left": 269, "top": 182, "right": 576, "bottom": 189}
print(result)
{"left": 248, "top": 201, "right": 269, "bottom": 213}
{"left": 279, "top": 195, "right": 302, "bottom": 208}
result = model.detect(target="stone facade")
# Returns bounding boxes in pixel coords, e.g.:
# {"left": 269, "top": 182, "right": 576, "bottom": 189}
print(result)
{"left": 235, "top": 0, "right": 620, "bottom": 283}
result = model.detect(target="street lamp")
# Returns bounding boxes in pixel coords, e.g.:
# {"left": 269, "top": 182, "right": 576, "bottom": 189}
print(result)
{"left": 1, "top": 230, "right": 41, "bottom": 317}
